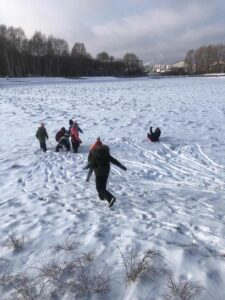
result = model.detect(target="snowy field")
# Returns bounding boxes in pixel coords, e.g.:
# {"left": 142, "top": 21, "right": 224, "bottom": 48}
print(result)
{"left": 1, "top": 76, "right": 225, "bottom": 299}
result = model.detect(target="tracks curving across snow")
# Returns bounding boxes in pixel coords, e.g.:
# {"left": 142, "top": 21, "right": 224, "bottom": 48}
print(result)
{"left": 121, "top": 139, "right": 225, "bottom": 193}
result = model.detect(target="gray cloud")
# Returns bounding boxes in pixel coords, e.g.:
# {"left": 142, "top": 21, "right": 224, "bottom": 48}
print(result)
{"left": 0, "top": 0, "right": 225, "bottom": 63}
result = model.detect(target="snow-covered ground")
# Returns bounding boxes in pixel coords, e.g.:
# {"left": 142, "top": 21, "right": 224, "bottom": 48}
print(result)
{"left": 1, "top": 76, "right": 225, "bottom": 299}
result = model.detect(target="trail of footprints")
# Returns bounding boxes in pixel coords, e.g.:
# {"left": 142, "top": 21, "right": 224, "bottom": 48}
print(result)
{"left": 17, "top": 141, "right": 225, "bottom": 218}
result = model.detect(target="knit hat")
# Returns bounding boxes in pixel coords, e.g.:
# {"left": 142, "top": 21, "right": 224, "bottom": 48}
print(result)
{"left": 95, "top": 140, "right": 103, "bottom": 146}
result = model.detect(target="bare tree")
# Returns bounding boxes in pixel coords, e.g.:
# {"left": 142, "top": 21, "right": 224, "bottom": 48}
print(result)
{"left": 184, "top": 49, "right": 195, "bottom": 73}
{"left": 96, "top": 51, "right": 110, "bottom": 62}
{"left": 123, "top": 52, "right": 144, "bottom": 75}
{"left": 0, "top": 25, "right": 10, "bottom": 75}
{"left": 30, "top": 31, "right": 47, "bottom": 56}
{"left": 71, "top": 42, "right": 88, "bottom": 57}
{"left": 47, "top": 35, "right": 69, "bottom": 56}
{"left": 6, "top": 26, "right": 26, "bottom": 52}
{"left": 0, "top": 23, "right": 145, "bottom": 77}
{"left": 185, "top": 43, "right": 225, "bottom": 74}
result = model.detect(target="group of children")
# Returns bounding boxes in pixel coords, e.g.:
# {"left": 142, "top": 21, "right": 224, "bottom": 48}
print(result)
{"left": 36, "top": 121, "right": 161, "bottom": 207}
{"left": 35, "top": 119, "right": 83, "bottom": 153}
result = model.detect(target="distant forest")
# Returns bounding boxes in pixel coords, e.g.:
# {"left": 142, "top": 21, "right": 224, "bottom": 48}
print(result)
{"left": 185, "top": 44, "right": 225, "bottom": 74}
{"left": 0, "top": 24, "right": 144, "bottom": 77}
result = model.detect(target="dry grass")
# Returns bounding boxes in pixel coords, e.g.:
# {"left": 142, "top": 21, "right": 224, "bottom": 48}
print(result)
{"left": 118, "top": 243, "right": 160, "bottom": 283}
{"left": 35, "top": 251, "right": 109, "bottom": 296}
{"left": 53, "top": 235, "right": 80, "bottom": 252}
{"left": 166, "top": 271, "right": 204, "bottom": 300}
{"left": 69, "top": 261, "right": 110, "bottom": 294}
{"left": 0, "top": 272, "right": 44, "bottom": 300}
{"left": 7, "top": 232, "right": 25, "bottom": 252}
{"left": 0, "top": 239, "right": 205, "bottom": 299}
{"left": 0, "top": 250, "right": 109, "bottom": 299}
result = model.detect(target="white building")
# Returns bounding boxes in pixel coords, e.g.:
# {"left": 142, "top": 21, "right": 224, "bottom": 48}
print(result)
{"left": 152, "top": 64, "right": 172, "bottom": 73}
{"left": 171, "top": 60, "right": 189, "bottom": 72}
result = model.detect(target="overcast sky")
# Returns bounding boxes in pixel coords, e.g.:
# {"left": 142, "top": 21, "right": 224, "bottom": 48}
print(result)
{"left": 0, "top": 0, "right": 225, "bottom": 63}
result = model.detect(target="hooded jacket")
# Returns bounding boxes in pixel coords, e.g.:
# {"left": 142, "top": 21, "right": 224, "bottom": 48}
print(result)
{"left": 55, "top": 129, "right": 65, "bottom": 142}
{"left": 149, "top": 127, "right": 161, "bottom": 142}
{"left": 71, "top": 126, "right": 81, "bottom": 143}
{"left": 36, "top": 127, "right": 48, "bottom": 142}
{"left": 86, "top": 145, "right": 126, "bottom": 177}
{"left": 69, "top": 121, "right": 83, "bottom": 135}
{"left": 88, "top": 140, "right": 103, "bottom": 163}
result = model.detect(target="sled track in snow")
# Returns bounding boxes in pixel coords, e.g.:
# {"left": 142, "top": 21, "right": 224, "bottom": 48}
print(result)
{"left": 122, "top": 140, "right": 225, "bottom": 193}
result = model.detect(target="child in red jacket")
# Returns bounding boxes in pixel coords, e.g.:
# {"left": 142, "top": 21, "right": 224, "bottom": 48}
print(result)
{"left": 70, "top": 124, "right": 82, "bottom": 153}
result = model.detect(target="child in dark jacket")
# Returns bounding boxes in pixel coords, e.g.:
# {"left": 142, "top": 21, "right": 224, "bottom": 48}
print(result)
{"left": 55, "top": 127, "right": 66, "bottom": 142}
{"left": 147, "top": 126, "right": 161, "bottom": 142}
{"left": 84, "top": 145, "right": 127, "bottom": 207}
{"left": 36, "top": 123, "right": 48, "bottom": 152}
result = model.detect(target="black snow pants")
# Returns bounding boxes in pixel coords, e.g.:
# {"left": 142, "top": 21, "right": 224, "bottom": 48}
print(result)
{"left": 40, "top": 141, "right": 47, "bottom": 152}
{"left": 95, "top": 176, "right": 114, "bottom": 203}
{"left": 72, "top": 141, "right": 80, "bottom": 153}
{"left": 55, "top": 140, "right": 70, "bottom": 152}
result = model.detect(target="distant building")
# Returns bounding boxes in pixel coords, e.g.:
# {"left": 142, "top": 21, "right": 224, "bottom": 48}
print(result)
{"left": 171, "top": 60, "right": 185, "bottom": 68}
{"left": 148, "top": 59, "right": 193, "bottom": 75}
{"left": 152, "top": 64, "right": 172, "bottom": 73}
{"left": 171, "top": 60, "right": 189, "bottom": 73}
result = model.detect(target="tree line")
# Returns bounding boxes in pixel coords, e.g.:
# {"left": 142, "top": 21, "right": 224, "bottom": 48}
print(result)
{"left": 185, "top": 44, "right": 225, "bottom": 74}
{"left": 0, "top": 24, "right": 144, "bottom": 77}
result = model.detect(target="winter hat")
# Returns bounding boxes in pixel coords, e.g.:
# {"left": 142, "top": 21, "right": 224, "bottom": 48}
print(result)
{"left": 90, "top": 137, "right": 103, "bottom": 150}
{"left": 40, "top": 123, "right": 45, "bottom": 127}
{"left": 69, "top": 119, "right": 73, "bottom": 126}
{"left": 96, "top": 137, "right": 102, "bottom": 146}
{"left": 95, "top": 140, "right": 103, "bottom": 147}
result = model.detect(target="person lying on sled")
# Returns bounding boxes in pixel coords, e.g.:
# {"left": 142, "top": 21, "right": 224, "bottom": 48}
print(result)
{"left": 147, "top": 126, "right": 161, "bottom": 142}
